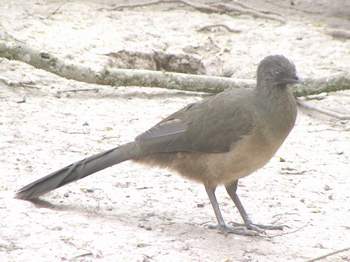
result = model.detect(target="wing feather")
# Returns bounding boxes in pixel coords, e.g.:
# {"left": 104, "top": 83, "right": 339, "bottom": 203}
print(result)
{"left": 135, "top": 90, "right": 255, "bottom": 154}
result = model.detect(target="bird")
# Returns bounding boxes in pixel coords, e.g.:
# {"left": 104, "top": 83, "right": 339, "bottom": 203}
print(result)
{"left": 16, "top": 55, "right": 300, "bottom": 236}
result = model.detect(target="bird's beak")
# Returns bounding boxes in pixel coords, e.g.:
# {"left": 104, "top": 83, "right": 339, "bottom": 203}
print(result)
{"left": 282, "top": 76, "right": 301, "bottom": 85}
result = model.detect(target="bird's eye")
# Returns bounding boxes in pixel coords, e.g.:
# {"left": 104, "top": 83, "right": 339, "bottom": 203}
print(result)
{"left": 273, "top": 70, "right": 281, "bottom": 76}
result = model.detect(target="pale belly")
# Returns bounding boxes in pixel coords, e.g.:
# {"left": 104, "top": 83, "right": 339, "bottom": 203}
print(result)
{"left": 136, "top": 131, "right": 286, "bottom": 187}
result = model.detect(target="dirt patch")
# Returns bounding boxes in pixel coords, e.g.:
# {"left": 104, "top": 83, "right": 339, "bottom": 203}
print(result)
{"left": 1, "top": 1, "right": 350, "bottom": 261}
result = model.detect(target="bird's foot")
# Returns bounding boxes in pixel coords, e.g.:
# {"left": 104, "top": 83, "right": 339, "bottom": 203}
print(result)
{"left": 231, "top": 221, "right": 285, "bottom": 231}
{"left": 208, "top": 224, "right": 260, "bottom": 236}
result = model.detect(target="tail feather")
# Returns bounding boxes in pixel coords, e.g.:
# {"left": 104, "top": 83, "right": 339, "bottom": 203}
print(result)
{"left": 16, "top": 142, "right": 140, "bottom": 200}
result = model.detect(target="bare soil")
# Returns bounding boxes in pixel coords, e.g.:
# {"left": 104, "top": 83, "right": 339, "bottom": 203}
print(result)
{"left": 0, "top": 1, "right": 350, "bottom": 261}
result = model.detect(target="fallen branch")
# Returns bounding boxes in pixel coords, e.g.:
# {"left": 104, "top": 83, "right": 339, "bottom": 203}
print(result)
{"left": 0, "top": 31, "right": 251, "bottom": 93}
{"left": 294, "top": 73, "right": 350, "bottom": 97}
{"left": 1, "top": 31, "right": 350, "bottom": 96}
{"left": 304, "top": 93, "right": 327, "bottom": 101}
{"left": 307, "top": 247, "right": 350, "bottom": 262}
{"left": 297, "top": 99, "right": 350, "bottom": 120}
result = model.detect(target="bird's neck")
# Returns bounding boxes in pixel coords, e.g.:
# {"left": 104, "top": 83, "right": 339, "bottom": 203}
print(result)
{"left": 254, "top": 84, "right": 297, "bottom": 139}
{"left": 255, "top": 84, "right": 294, "bottom": 108}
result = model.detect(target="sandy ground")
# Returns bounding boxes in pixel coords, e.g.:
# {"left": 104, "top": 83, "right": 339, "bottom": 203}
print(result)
{"left": 1, "top": 0, "right": 350, "bottom": 261}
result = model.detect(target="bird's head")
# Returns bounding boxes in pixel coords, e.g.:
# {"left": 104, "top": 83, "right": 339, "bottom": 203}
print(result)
{"left": 257, "top": 55, "right": 300, "bottom": 88}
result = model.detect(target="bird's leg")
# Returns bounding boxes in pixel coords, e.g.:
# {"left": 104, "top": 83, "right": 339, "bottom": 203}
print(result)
{"left": 204, "top": 185, "right": 259, "bottom": 236}
{"left": 225, "top": 180, "right": 284, "bottom": 232}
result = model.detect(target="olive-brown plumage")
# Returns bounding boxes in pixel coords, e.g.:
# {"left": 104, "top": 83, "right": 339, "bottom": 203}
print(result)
{"left": 16, "top": 55, "right": 299, "bottom": 235}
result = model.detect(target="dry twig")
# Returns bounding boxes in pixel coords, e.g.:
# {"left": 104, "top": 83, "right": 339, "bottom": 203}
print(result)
{"left": 267, "top": 222, "right": 309, "bottom": 238}
{"left": 212, "top": 3, "right": 286, "bottom": 24}
{"left": 197, "top": 24, "right": 241, "bottom": 33}
{"left": 103, "top": 0, "right": 285, "bottom": 24}
{"left": 69, "top": 252, "right": 93, "bottom": 261}
{"left": 106, "top": 0, "right": 222, "bottom": 13}
{"left": 57, "top": 88, "right": 100, "bottom": 94}
{"left": 297, "top": 99, "right": 350, "bottom": 120}
{"left": 46, "top": 2, "right": 68, "bottom": 19}
{"left": 0, "top": 76, "right": 38, "bottom": 89}
{"left": 307, "top": 247, "right": 350, "bottom": 262}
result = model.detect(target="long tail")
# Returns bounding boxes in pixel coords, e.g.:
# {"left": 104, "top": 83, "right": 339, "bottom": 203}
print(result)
{"left": 16, "top": 142, "right": 140, "bottom": 200}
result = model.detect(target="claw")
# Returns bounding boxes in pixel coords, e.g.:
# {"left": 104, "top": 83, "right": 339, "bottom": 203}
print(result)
{"left": 230, "top": 221, "right": 285, "bottom": 231}
{"left": 208, "top": 224, "right": 261, "bottom": 236}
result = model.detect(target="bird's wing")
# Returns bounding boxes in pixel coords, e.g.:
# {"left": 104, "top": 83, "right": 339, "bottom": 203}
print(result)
{"left": 135, "top": 90, "right": 255, "bottom": 154}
